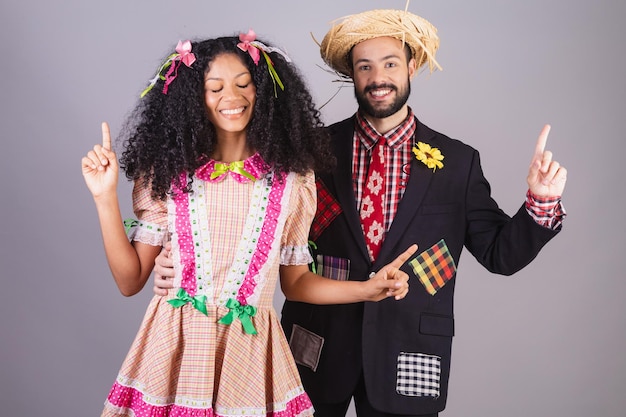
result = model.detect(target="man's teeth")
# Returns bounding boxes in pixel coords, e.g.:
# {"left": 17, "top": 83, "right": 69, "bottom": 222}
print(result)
{"left": 371, "top": 89, "right": 391, "bottom": 97}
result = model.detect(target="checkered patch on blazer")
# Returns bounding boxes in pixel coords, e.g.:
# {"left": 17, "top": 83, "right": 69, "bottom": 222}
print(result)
{"left": 396, "top": 352, "right": 441, "bottom": 397}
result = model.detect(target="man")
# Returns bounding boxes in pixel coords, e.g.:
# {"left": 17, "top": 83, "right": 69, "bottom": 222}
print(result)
{"left": 154, "top": 8, "right": 566, "bottom": 417}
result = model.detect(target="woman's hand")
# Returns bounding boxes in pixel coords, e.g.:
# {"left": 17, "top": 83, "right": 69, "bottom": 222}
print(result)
{"left": 81, "top": 122, "right": 119, "bottom": 199}
{"left": 362, "top": 244, "right": 417, "bottom": 301}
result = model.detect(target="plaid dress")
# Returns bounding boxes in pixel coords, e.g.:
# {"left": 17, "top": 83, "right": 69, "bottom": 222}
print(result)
{"left": 102, "top": 154, "right": 315, "bottom": 417}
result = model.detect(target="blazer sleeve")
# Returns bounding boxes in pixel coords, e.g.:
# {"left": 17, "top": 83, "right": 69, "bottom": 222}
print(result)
{"left": 463, "top": 148, "right": 560, "bottom": 275}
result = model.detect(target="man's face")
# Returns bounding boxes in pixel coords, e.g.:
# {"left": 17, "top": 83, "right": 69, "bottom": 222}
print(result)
{"left": 350, "top": 37, "right": 416, "bottom": 119}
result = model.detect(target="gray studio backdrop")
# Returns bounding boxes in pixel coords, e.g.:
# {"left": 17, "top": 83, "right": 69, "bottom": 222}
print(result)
{"left": 1, "top": 1, "right": 624, "bottom": 416}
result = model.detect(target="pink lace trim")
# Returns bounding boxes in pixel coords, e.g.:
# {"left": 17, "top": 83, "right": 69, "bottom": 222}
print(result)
{"left": 173, "top": 173, "right": 197, "bottom": 296}
{"left": 236, "top": 176, "right": 286, "bottom": 305}
{"left": 106, "top": 381, "right": 313, "bottom": 417}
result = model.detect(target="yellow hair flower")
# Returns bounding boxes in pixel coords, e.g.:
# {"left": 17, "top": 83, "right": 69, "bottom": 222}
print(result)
{"left": 412, "top": 142, "right": 444, "bottom": 172}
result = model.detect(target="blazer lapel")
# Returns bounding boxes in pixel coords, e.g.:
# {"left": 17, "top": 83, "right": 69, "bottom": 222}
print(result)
{"left": 330, "top": 119, "right": 371, "bottom": 263}
{"left": 375, "top": 120, "right": 436, "bottom": 267}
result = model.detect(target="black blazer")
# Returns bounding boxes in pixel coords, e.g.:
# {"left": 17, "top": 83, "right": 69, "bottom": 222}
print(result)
{"left": 281, "top": 116, "right": 560, "bottom": 414}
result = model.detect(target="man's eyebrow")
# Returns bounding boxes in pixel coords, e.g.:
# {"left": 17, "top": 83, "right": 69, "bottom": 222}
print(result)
{"left": 354, "top": 54, "right": 402, "bottom": 65}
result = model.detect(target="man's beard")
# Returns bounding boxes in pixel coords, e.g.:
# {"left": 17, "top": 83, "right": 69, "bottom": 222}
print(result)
{"left": 355, "top": 80, "right": 411, "bottom": 119}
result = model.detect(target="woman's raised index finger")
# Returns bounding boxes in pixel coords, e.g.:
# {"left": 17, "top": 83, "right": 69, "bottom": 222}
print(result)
{"left": 101, "top": 122, "right": 112, "bottom": 150}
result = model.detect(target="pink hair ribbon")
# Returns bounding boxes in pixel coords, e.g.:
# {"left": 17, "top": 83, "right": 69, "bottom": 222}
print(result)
{"left": 237, "top": 29, "right": 291, "bottom": 97}
{"left": 175, "top": 40, "right": 197, "bottom": 67}
{"left": 162, "top": 40, "right": 196, "bottom": 94}
{"left": 237, "top": 29, "right": 261, "bottom": 64}
{"left": 141, "top": 40, "right": 196, "bottom": 98}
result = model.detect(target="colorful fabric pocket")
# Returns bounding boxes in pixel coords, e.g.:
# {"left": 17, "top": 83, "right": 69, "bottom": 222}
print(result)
{"left": 316, "top": 255, "right": 350, "bottom": 281}
{"left": 409, "top": 239, "right": 456, "bottom": 295}
{"left": 396, "top": 352, "right": 441, "bottom": 398}
{"left": 309, "top": 179, "right": 343, "bottom": 241}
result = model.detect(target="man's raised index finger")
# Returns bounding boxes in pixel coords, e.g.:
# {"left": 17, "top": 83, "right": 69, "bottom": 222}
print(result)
{"left": 534, "top": 124, "right": 551, "bottom": 156}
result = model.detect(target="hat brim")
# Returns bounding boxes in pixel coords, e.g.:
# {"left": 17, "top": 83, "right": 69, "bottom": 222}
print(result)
{"left": 319, "top": 9, "right": 442, "bottom": 77}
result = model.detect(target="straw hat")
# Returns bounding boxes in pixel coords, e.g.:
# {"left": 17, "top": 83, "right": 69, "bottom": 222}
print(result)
{"left": 319, "top": 8, "right": 442, "bottom": 77}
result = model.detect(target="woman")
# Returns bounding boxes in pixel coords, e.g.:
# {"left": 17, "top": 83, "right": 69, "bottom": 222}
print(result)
{"left": 81, "top": 32, "right": 414, "bottom": 417}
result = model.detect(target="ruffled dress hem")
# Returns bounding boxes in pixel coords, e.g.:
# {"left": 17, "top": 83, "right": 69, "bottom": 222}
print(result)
{"left": 103, "top": 383, "right": 314, "bottom": 417}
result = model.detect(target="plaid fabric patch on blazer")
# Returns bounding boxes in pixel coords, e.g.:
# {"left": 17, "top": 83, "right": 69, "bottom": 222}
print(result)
{"left": 316, "top": 255, "right": 350, "bottom": 281}
{"left": 396, "top": 352, "right": 441, "bottom": 398}
{"left": 409, "top": 239, "right": 456, "bottom": 295}
{"left": 309, "top": 179, "right": 343, "bottom": 241}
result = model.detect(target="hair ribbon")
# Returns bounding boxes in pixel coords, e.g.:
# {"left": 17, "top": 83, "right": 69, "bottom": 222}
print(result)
{"left": 141, "top": 40, "right": 196, "bottom": 97}
{"left": 237, "top": 29, "right": 291, "bottom": 97}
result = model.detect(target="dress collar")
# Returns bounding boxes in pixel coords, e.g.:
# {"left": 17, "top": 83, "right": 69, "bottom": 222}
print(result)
{"left": 195, "top": 153, "right": 268, "bottom": 183}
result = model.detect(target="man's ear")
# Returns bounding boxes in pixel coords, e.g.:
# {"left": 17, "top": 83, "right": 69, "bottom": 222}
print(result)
{"left": 408, "top": 58, "right": 418, "bottom": 80}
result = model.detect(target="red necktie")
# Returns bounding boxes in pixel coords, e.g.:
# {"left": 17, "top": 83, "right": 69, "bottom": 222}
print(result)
{"left": 360, "top": 137, "right": 386, "bottom": 261}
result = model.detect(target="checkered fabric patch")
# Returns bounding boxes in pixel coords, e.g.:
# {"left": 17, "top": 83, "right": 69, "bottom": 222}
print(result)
{"left": 396, "top": 352, "right": 441, "bottom": 398}
{"left": 409, "top": 239, "right": 456, "bottom": 295}
{"left": 316, "top": 255, "right": 350, "bottom": 281}
{"left": 309, "top": 179, "right": 343, "bottom": 241}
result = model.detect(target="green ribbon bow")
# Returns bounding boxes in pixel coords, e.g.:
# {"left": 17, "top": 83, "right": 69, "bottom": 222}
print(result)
{"left": 123, "top": 218, "right": 139, "bottom": 234}
{"left": 210, "top": 161, "right": 256, "bottom": 182}
{"left": 167, "top": 288, "right": 208, "bottom": 316}
{"left": 218, "top": 298, "right": 258, "bottom": 335}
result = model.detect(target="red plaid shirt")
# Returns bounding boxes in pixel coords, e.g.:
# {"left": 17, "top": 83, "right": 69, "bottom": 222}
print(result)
{"left": 352, "top": 108, "right": 565, "bottom": 232}
{"left": 353, "top": 109, "right": 416, "bottom": 233}
{"left": 525, "top": 190, "right": 566, "bottom": 229}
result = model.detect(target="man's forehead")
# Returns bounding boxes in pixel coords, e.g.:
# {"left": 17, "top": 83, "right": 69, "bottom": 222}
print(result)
{"left": 352, "top": 37, "right": 407, "bottom": 60}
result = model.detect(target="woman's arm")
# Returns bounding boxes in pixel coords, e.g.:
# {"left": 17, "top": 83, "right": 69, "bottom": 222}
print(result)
{"left": 82, "top": 122, "right": 161, "bottom": 296}
{"left": 280, "top": 244, "right": 417, "bottom": 304}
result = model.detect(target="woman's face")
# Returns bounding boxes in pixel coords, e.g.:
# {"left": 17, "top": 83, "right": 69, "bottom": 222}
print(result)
{"left": 203, "top": 53, "right": 256, "bottom": 138}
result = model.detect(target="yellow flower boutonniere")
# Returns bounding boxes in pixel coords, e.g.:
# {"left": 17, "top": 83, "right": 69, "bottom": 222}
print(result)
{"left": 412, "top": 141, "right": 444, "bottom": 172}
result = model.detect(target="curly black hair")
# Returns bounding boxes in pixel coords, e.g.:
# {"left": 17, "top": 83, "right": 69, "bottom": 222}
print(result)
{"left": 118, "top": 35, "right": 334, "bottom": 200}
